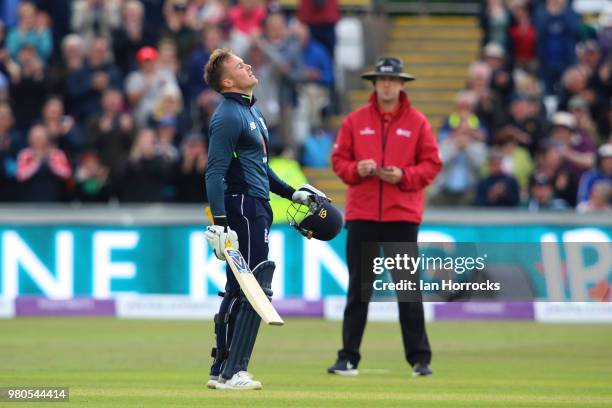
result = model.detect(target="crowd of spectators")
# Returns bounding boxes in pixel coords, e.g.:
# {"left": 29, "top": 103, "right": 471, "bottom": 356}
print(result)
{"left": 1, "top": 0, "right": 610, "bottom": 213}
{"left": 0, "top": 0, "right": 338, "bottom": 203}
{"left": 429, "top": 0, "right": 612, "bottom": 212}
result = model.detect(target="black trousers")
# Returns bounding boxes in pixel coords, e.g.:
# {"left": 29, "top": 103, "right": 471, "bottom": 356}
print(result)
{"left": 338, "top": 221, "right": 432, "bottom": 367}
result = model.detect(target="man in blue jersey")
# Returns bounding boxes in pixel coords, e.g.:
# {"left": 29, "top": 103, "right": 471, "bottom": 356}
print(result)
{"left": 203, "top": 48, "right": 326, "bottom": 390}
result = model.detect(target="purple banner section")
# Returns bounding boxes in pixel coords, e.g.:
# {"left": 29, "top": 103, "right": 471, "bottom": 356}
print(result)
{"left": 433, "top": 301, "right": 534, "bottom": 320}
{"left": 273, "top": 298, "right": 323, "bottom": 317}
{"left": 15, "top": 297, "right": 116, "bottom": 317}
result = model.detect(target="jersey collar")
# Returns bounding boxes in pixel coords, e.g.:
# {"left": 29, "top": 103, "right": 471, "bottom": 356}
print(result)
{"left": 223, "top": 92, "right": 257, "bottom": 107}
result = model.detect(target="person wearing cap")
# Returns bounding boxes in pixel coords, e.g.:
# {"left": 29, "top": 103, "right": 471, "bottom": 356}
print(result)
{"left": 526, "top": 172, "right": 568, "bottom": 211}
{"left": 577, "top": 143, "right": 612, "bottom": 206}
{"left": 329, "top": 57, "right": 441, "bottom": 377}
{"left": 125, "top": 46, "right": 179, "bottom": 127}
{"left": 548, "top": 111, "right": 596, "bottom": 175}
{"left": 482, "top": 42, "right": 514, "bottom": 105}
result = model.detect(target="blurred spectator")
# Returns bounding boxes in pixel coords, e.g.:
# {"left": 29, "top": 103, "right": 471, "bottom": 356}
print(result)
{"left": 112, "top": 0, "right": 158, "bottom": 76}
{"left": 186, "top": 25, "right": 223, "bottom": 101}
{"left": 466, "top": 61, "right": 502, "bottom": 136}
{"left": 175, "top": 134, "right": 207, "bottom": 202}
{"left": 576, "top": 40, "right": 602, "bottom": 82}
{"left": 157, "top": 37, "right": 180, "bottom": 76}
{"left": 74, "top": 152, "right": 111, "bottom": 202}
{"left": 247, "top": 42, "right": 281, "bottom": 148}
{"left": 6, "top": 2, "right": 52, "bottom": 64}
{"left": 67, "top": 36, "right": 122, "bottom": 123}
{"left": 439, "top": 90, "right": 487, "bottom": 143}
{"left": 534, "top": 139, "right": 580, "bottom": 206}
{"left": 557, "top": 65, "right": 595, "bottom": 113}
{"left": 576, "top": 180, "right": 611, "bottom": 212}
{"left": 185, "top": 0, "right": 227, "bottom": 30}
{"left": 71, "top": 0, "right": 122, "bottom": 49}
{"left": 257, "top": 13, "right": 305, "bottom": 156}
{"left": 526, "top": 172, "right": 568, "bottom": 211}
{"left": 34, "top": 0, "right": 71, "bottom": 58}
{"left": 501, "top": 92, "right": 547, "bottom": 153}
{"left": 162, "top": 0, "right": 196, "bottom": 64}
{"left": 568, "top": 96, "right": 599, "bottom": 145}
{"left": 549, "top": 111, "right": 596, "bottom": 175}
{"left": 0, "top": 103, "right": 20, "bottom": 201}
{"left": 149, "top": 83, "right": 187, "bottom": 144}
{"left": 474, "top": 148, "right": 520, "bottom": 207}
{"left": 482, "top": 42, "right": 514, "bottom": 107}
{"left": 508, "top": 3, "right": 537, "bottom": 73}
{"left": 592, "top": 59, "right": 612, "bottom": 138}
{"left": 297, "top": 0, "right": 340, "bottom": 61}
{"left": 125, "top": 46, "right": 178, "bottom": 126}
{"left": 534, "top": 0, "right": 580, "bottom": 94}
{"left": 192, "top": 88, "right": 222, "bottom": 141}
{"left": 228, "top": 0, "right": 266, "bottom": 56}
{"left": 50, "top": 34, "right": 85, "bottom": 104}
{"left": 300, "top": 128, "right": 334, "bottom": 167}
{"left": 430, "top": 117, "right": 487, "bottom": 206}
{"left": 577, "top": 143, "right": 612, "bottom": 205}
{"left": 86, "top": 88, "right": 134, "bottom": 182}
{"left": 5, "top": 45, "right": 48, "bottom": 131}
{"left": 479, "top": 0, "right": 510, "bottom": 48}
{"left": 120, "top": 127, "right": 169, "bottom": 202}
{"left": 15, "top": 124, "right": 71, "bottom": 202}
{"left": 1, "top": 0, "right": 20, "bottom": 28}
{"left": 41, "top": 96, "right": 83, "bottom": 160}
{"left": 599, "top": 4, "right": 612, "bottom": 58}
{"left": 494, "top": 126, "right": 534, "bottom": 196}
{"left": 292, "top": 21, "right": 333, "bottom": 146}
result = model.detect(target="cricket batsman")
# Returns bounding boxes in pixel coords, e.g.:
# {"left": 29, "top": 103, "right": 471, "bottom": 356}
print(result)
{"left": 202, "top": 48, "right": 338, "bottom": 390}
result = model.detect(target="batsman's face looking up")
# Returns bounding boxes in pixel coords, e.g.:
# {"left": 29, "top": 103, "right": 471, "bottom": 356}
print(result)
{"left": 221, "top": 54, "right": 258, "bottom": 93}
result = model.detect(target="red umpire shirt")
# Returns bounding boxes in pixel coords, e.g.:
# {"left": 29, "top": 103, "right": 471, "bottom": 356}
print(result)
{"left": 331, "top": 91, "right": 442, "bottom": 223}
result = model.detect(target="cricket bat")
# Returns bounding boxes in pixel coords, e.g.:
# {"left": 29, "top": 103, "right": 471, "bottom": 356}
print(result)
{"left": 206, "top": 207, "right": 284, "bottom": 326}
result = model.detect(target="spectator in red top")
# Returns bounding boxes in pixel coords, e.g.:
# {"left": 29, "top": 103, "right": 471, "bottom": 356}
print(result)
{"left": 16, "top": 124, "right": 72, "bottom": 202}
{"left": 228, "top": 0, "right": 266, "bottom": 56}
{"left": 508, "top": 3, "right": 537, "bottom": 73}
{"left": 297, "top": 0, "right": 340, "bottom": 60}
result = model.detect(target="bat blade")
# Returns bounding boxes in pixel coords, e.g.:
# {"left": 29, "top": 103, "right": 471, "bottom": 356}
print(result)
{"left": 224, "top": 248, "right": 284, "bottom": 326}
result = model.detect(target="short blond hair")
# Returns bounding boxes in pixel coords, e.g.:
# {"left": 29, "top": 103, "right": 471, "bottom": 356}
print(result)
{"left": 204, "top": 48, "right": 233, "bottom": 93}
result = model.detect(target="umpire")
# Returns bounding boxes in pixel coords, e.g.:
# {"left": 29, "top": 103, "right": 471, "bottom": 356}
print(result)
{"left": 328, "top": 57, "right": 442, "bottom": 377}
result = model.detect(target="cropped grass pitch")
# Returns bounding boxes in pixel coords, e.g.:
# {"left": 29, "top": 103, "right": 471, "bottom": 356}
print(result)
{"left": 1, "top": 318, "right": 612, "bottom": 407}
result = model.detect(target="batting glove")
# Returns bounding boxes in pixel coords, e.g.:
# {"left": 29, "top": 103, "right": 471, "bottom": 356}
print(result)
{"left": 291, "top": 184, "right": 329, "bottom": 206}
{"left": 205, "top": 225, "right": 239, "bottom": 261}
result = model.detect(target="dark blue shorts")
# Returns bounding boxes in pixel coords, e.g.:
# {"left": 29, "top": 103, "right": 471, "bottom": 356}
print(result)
{"left": 224, "top": 193, "right": 273, "bottom": 294}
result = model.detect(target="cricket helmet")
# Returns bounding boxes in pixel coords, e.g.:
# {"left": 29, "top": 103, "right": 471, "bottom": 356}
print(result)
{"left": 287, "top": 195, "right": 343, "bottom": 241}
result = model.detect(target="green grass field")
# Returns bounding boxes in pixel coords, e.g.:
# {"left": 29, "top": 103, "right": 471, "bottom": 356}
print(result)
{"left": 1, "top": 318, "right": 612, "bottom": 407}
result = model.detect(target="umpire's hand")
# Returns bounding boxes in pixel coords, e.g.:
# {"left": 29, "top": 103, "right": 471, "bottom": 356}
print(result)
{"left": 357, "top": 159, "right": 377, "bottom": 177}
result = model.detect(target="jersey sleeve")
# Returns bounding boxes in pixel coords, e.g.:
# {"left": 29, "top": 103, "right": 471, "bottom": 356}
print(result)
{"left": 205, "top": 108, "right": 241, "bottom": 222}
